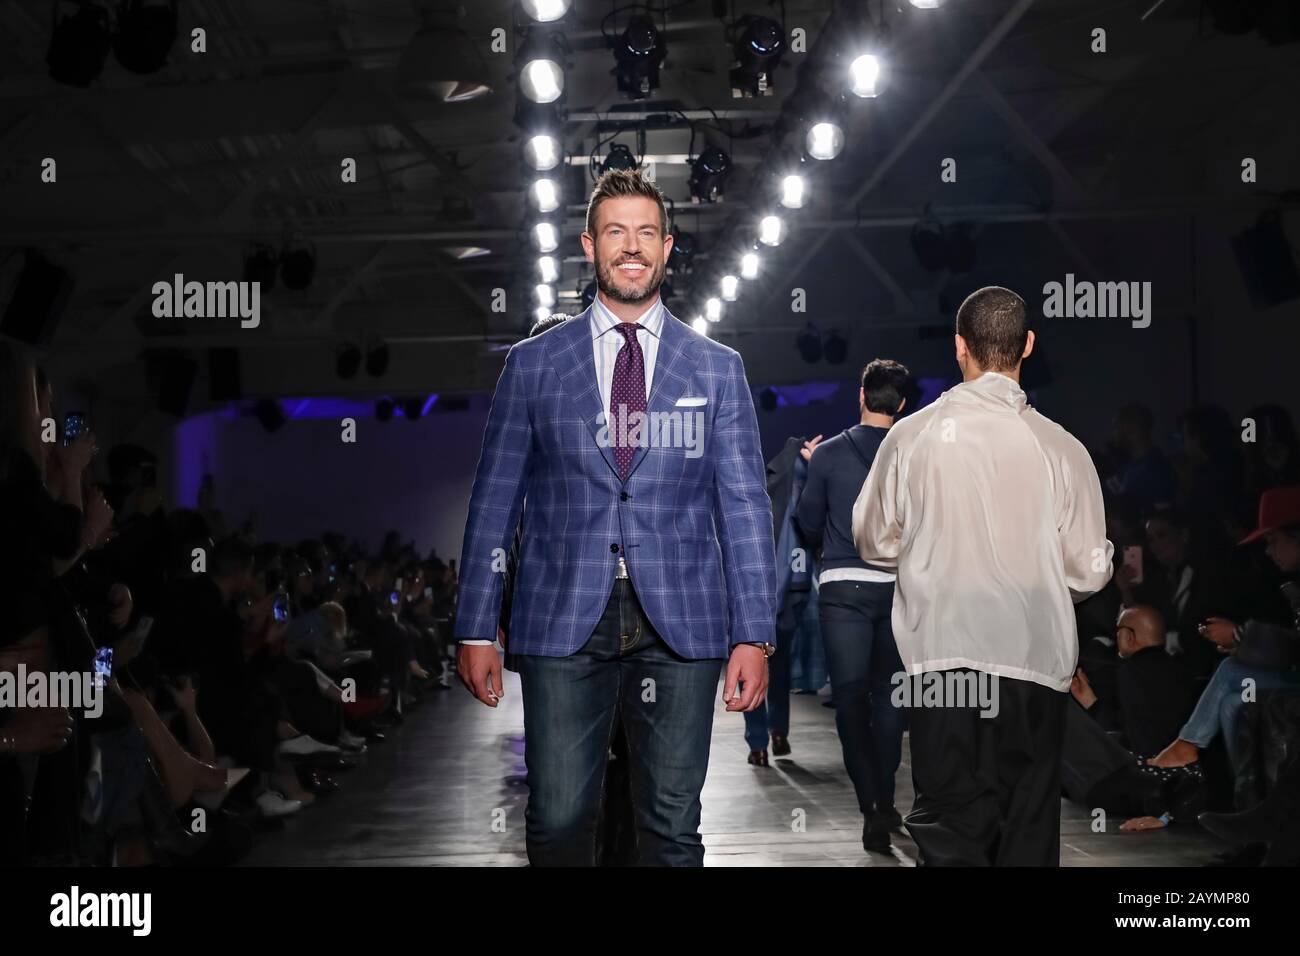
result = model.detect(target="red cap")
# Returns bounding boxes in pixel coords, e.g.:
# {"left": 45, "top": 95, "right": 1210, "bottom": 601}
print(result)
{"left": 1239, "top": 485, "right": 1300, "bottom": 545}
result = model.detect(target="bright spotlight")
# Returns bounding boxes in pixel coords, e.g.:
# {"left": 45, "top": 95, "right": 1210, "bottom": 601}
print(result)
{"left": 522, "top": 0, "right": 571, "bottom": 22}
{"left": 806, "top": 121, "right": 844, "bottom": 161}
{"left": 538, "top": 256, "right": 559, "bottom": 283}
{"left": 721, "top": 275, "right": 739, "bottom": 302}
{"left": 525, "top": 133, "right": 560, "bottom": 171}
{"left": 908, "top": 0, "right": 946, "bottom": 8}
{"left": 519, "top": 42, "right": 564, "bottom": 104}
{"left": 849, "top": 53, "right": 884, "bottom": 98}
{"left": 535, "top": 283, "right": 556, "bottom": 307}
{"left": 780, "top": 174, "right": 805, "bottom": 209}
{"left": 534, "top": 305, "right": 550, "bottom": 322}
{"left": 705, "top": 297, "right": 722, "bottom": 322}
{"left": 759, "top": 215, "right": 785, "bottom": 246}
{"left": 531, "top": 178, "right": 560, "bottom": 213}
{"left": 533, "top": 222, "right": 558, "bottom": 252}
{"left": 741, "top": 252, "right": 759, "bottom": 279}
{"left": 692, "top": 317, "right": 710, "bottom": 335}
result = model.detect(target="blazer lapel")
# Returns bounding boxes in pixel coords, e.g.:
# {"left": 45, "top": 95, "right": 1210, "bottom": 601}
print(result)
{"left": 626, "top": 309, "right": 702, "bottom": 479}
{"left": 548, "top": 306, "right": 620, "bottom": 477}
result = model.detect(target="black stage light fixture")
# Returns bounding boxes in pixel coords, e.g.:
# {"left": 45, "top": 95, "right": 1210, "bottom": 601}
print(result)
{"left": 823, "top": 331, "right": 848, "bottom": 365}
{"left": 366, "top": 341, "right": 390, "bottom": 377}
{"left": 688, "top": 147, "right": 731, "bottom": 203}
{"left": 279, "top": 238, "right": 317, "bottom": 290}
{"left": 336, "top": 343, "right": 361, "bottom": 379}
{"left": 375, "top": 398, "right": 395, "bottom": 422}
{"left": 112, "top": 0, "right": 179, "bottom": 76}
{"left": 398, "top": 7, "right": 492, "bottom": 102}
{"left": 601, "top": 143, "right": 638, "bottom": 173}
{"left": 910, "top": 215, "right": 948, "bottom": 271}
{"left": 614, "top": 15, "right": 667, "bottom": 99}
{"left": 669, "top": 229, "right": 696, "bottom": 272}
{"left": 730, "top": 15, "right": 785, "bottom": 97}
{"left": 47, "top": 2, "right": 112, "bottom": 86}
{"left": 243, "top": 243, "right": 279, "bottom": 290}
{"left": 797, "top": 324, "right": 823, "bottom": 363}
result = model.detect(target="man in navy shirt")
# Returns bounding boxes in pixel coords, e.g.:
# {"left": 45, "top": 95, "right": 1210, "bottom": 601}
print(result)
{"left": 796, "top": 358, "right": 910, "bottom": 854}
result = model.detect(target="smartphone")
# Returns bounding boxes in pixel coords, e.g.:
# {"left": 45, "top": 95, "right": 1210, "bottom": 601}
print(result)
{"left": 63, "top": 411, "right": 86, "bottom": 447}
{"left": 424, "top": 585, "right": 433, "bottom": 599}
{"left": 389, "top": 590, "right": 400, "bottom": 607}
{"left": 1122, "top": 545, "right": 1143, "bottom": 585}
{"left": 93, "top": 646, "right": 113, "bottom": 688}
{"left": 272, "top": 591, "right": 289, "bottom": 622}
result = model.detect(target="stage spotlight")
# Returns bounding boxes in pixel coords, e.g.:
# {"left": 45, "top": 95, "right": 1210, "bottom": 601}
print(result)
{"left": 335, "top": 343, "right": 361, "bottom": 379}
{"left": 780, "top": 174, "right": 806, "bottom": 209}
{"left": 535, "top": 283, "right": 556, "bottom": 307}
{"left": 112, "top": 0, "right": 178, "bottom": 75}
{"left": 366, "top": 342, "right": 390, "bottom": 377}
{"left": 581, "top": 280, "right": 598, "bottom": 308}
{"left": 741, "top": 251, "right": 759, "bottom": 279}
{"left": 705, "top": 297, "right": 722, "bottom": 322}
{"left": 375, "top": 398, "right": 395, "bottom": 422}
{"left": 601, "top": 143, "right": 638, "bottom": 173}
{"left": 730, "top": 15, "right": 785, "bottom": 97}
{"left": 524, "top": 133, "right": 561, "bottom": 171}
{"left": 849, "top": 53, "right": 884, "bottom": 98}
{"left": 243, "top": 243, "right": 279, "bottom": 291}
{"left": 537, "top": 256, "right": 559, "bottom": 283}
{"left": 759, "top": 215, "right": 785, "bottom": 247}
{"left": 688, "top": 147, "right": 731, "bottom": 203}
{"left": 532, "top": 221, "right": 559, "bottom": 253}
{"left": 279, "top": 239, "right": 316, "bottom": 290}
{"left": 908, "top": 0, "right": 947, "bottom": 8}
{"left": 720, "top": 275, "right": 739, "bottom": 302}
{"left": 398, "top": 10, "right": 492, "bottom": 102}
{"left": 46, "top": 3, "right": 111, "bottom": 86}
{"left": 806, "top": 121, "right": 845, "bottom": 161}
{"left": 614, "top": 15, "right": 666, "bottom": 99}
{"left": 534, "top": 305, "right": 550, "bottom": 323}
{"left": 692, "top": 317, "right": 710, "bottom": 336}
{"left": 518, "top": 33, "right": 564, "bottom": 104}
{"left": 670, "top": 230, "right": 696, "bottom": 271}
{"left": 823, "top": 331, "right": 847, "bottom": 365}
{"left": 530, "top": 177, "right": 560, "bottom": 213}
{"left": 910, "top": 215, "right": 947, "bottom": 271}
{"left": 522, "top": 0, "right": 571, "bottom": 22}
{"left": 797, "top": 326, "right": 823, "bottom": 363}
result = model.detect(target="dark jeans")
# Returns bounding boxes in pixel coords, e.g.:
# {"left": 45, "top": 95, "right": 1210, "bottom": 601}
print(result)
{"left": 906, "top": 670, "right": 1067, "bottom": 866}
{"left": 516, "top": 577, "right": 723, "bottom": 866}
{"left": 742, "top": 590, "right": 804, "bottom": 751}
{"left": 818, "top": 579, "right": 906, "bottom": 813}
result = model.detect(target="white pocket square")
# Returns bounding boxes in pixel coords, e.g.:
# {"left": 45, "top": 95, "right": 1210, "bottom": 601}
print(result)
{"left": 675, "top": 396, "right": 708, "bottom": 407}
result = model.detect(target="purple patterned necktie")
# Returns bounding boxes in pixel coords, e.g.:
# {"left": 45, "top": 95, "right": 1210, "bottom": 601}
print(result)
{"left": 610, "top": 322, "right": 646, "bottom": 480}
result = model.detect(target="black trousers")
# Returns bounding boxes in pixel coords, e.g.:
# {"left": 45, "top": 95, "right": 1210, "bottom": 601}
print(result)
{"left": 905, "top": 670, "right": 1067, "bottom": 866}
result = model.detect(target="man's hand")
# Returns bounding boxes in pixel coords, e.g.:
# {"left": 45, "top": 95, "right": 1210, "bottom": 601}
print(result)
{"left": 457, "top": 642, "right": 504, "bottom": 707}
{"left": 799, "top": 435, "right": 824, "bottom": 463}
{"left": 1199, "top": 617, "right": 1238, "bottom": 649}
{"left": 1070, "top": 667, "right": 1097, "bottom": 709}
{"left": 6, "top": 707, "right": 74, "bottom": 754}
{"left": 724, "top": 644, "right": 769, "bottom": 712}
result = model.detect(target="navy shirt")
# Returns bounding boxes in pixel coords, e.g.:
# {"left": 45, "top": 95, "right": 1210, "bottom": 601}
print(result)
{"left": 795, "top": 425, "right": 894, "bottom": 574}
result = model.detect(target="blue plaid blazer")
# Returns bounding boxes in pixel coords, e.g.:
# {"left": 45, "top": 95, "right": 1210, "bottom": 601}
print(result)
{"left": 454, "top": 304, "right": 777, "bottom": 659}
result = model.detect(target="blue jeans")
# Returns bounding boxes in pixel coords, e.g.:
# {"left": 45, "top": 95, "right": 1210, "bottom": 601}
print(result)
{"left": 516, "top": 577, "right": 723, "bottom": 866}
{"left": 818, "top": 579, "right": 906, "bottom": 813}
{"left": 1179, "top": 656, "right": 1300, "bottom": 765}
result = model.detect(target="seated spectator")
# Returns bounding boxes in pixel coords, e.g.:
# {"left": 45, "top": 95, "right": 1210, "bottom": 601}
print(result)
{"left": 1104, "top": 403, "right": 1177, "bottom": 512}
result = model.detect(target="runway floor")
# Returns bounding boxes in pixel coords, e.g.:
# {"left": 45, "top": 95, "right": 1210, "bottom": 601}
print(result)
{"left": 242, "top": 670, "right": 1223, "bottom": 866}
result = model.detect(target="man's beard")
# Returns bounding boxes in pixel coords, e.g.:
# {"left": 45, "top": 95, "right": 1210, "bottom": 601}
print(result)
{"left": 596, "top": 255, "right": 665, "bottom": 305}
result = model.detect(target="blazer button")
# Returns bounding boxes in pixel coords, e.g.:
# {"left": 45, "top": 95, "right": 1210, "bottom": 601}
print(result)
{"left": 619, "top": 492, "right": 629, "bottom": 501}
{"left": 610, "top": 543, "right": 620, "bottom": 553}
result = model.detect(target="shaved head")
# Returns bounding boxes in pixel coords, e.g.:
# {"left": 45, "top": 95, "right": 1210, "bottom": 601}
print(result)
{"left": 1117, "top": 605, "right": 1165, "bottom": 657}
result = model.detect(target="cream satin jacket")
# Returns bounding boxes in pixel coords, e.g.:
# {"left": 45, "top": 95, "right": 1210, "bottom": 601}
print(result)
{"left": 852, "top": 372, "right": 1113, "bottom": 691}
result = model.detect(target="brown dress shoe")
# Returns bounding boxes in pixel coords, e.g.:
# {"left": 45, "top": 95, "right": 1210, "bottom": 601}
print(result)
{"left": 747, "top": 749, "right": 769, "bottom": 767}
{"left": 770, "top": 734, "right": 791, "bottom": 757}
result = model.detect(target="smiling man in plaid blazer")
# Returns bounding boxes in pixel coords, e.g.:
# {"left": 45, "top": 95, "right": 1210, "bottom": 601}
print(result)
{"left": 455, "top": 169, "right": 778, "bottom": 866}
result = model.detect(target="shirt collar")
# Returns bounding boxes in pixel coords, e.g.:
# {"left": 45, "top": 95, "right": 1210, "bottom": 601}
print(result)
{"left": 590, "top": 294, "right": 664, "bottom": 340}
{"left": 950, "top": 370, "right": 1027, "bottom": 410}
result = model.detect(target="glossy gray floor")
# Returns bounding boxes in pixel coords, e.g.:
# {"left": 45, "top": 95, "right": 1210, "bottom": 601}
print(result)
{"left": 241, "top": 670, "right": 1222, "bottom": 866}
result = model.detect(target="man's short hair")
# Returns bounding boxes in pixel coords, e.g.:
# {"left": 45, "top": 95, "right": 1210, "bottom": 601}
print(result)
{"left": 955, "top": 286, "right": 1029, "bottom": 372}
{"left": 860, "top": 359, "right": 910, "bottom": 415}
{"left": 584, "top": 169, "right": 668, "bottom": 238}
{"left": 528, "top": 312, "right": 569, "bottom": 338}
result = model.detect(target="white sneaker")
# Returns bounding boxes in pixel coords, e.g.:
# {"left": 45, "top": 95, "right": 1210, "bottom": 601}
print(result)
{"left": 277, "top": 734, "right": 342, "bottom": 757}
{"left": 256, "top": 790, "right": 303, "bottom": 817}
